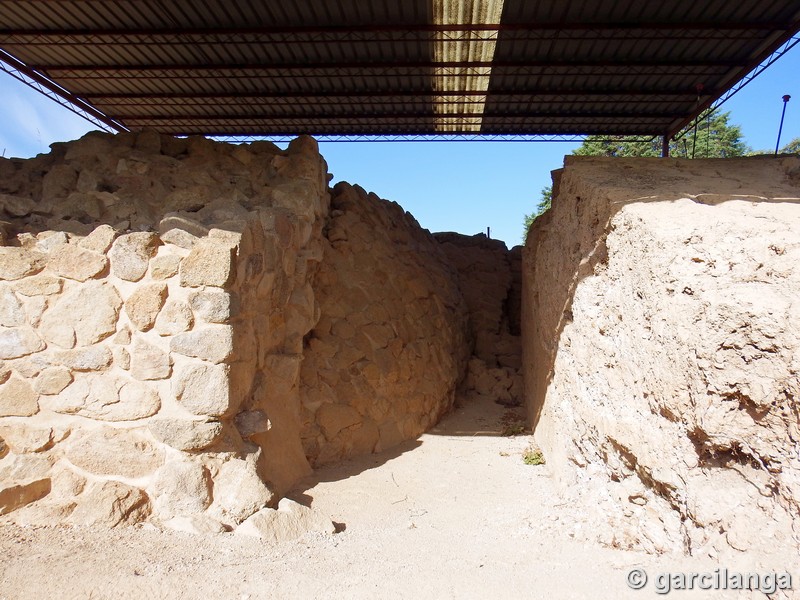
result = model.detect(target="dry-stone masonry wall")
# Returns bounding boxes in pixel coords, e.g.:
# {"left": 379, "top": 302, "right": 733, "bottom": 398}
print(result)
{"left": 435, "top": 233, "right": 522, "bottom": 406}
{"left": 0, "top": 131, "right": 472, "bottom": 536}
{"left": 524, "top": 155, "right": 800, "bottom": 560}
{"left": 299, "top": 184, "right": 470, "bottom": 465}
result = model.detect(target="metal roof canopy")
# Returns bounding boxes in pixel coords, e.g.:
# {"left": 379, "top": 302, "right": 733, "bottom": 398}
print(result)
{"left": 1, "top": 0, "right": 799, "bottom": 141}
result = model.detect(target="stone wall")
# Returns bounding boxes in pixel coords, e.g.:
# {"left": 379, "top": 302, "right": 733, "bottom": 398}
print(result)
{"left": 0, "top": 131, "right": 481, "bottom": 534}
{"left": 524, "top": 155, "right": 800, "bottom": 558}
{"left": 0, "top": 131, "right": 327, "bottom": 533}
{"left": 300, "top": 184, "right": 470, "bottom": 465}
{"left": 435, "top": 233, "right": 522, "bottom": 406}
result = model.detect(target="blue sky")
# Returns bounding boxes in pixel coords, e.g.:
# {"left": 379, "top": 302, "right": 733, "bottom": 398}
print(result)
{"left": 1, "top": 44, "right": 799, "bottom": 247}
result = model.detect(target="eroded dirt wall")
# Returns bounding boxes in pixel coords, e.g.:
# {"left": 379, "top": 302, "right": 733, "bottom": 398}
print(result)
{"left": 300, "top": 183, "right": 470, "bottom": 465}
{"left": 524, "top": 155, "right": 800, "bottom": 559}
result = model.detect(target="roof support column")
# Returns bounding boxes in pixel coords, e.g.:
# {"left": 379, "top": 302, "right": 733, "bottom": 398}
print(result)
{"left": 661, "top": 134, "right": 670, "bottom": 157}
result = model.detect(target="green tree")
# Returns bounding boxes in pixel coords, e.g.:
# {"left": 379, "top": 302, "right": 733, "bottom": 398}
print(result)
{"left": 781, "top": 137, "right": 800, "bottom": 154}
{"left": 523, "top": 110, "right": 749, "bottom": 241}
{"left": 522, "top": 185, "right": 552, "bottom": 238}
{"left": 574, "top": 110, "right": 748, "bottom": 159}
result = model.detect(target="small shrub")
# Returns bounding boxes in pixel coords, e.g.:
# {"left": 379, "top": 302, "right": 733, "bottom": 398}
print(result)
{"left": 523, "top": 447, "right": 545, "bottom": 466}
{"left": 501, "top": 423, "right": 526, "bottom": 437}
{"left": 500, "top": 410, "right": 527, "bottom": 436}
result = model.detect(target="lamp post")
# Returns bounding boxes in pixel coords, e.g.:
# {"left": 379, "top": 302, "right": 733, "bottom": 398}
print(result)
{"left": 775, "top": 95, "right": 791, "bottom": 155}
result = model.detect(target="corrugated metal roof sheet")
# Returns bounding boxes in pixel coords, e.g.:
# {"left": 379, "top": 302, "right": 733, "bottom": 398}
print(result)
{"left": 0, "top": 0, "right": 799, "bottom": 137}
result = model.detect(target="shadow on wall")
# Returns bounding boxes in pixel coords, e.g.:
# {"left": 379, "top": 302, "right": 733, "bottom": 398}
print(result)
{"left": 522, "top": 165, "right": 610, "bottom": 432}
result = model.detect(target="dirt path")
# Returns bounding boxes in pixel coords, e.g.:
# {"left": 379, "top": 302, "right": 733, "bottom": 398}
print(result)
{"left": 0, "top": 396, "right": 769, "bottom": 599}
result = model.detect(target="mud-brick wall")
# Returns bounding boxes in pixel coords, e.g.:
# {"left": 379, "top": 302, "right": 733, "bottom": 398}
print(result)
{"left": 0, "top": 131, "right": 329, "bottom": 532}
{"left": 299, "top": 183, "right": 470, "bottom": 466}
{"left": 524, "top": 155, "right": 800, "bottom": 560}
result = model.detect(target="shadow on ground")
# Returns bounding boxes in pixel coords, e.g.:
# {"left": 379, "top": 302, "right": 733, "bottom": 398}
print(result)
{"left": 289, "top": 392, "right": 530, "bottom": 509}
{"left": 288, "top": 438, "right": 423, "bottom": 506}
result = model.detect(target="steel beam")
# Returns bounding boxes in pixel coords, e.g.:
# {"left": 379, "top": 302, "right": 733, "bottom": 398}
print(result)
{"left": 79, "top": 89, "right": 710, "bottom": 100}
{"left": 667, "top": 27, "right": 800, "bottom": 137}
{"left": 0, "top": 50, "right": 125, "bottom": 132}
{"left": 30, "top": 59, "right": 742, "bottom": 72}
{"left": 114, "top": 110, "right": 684, "bottom": 122}
{"left": 0, "top": 22, "right": 789, "bottom": 37}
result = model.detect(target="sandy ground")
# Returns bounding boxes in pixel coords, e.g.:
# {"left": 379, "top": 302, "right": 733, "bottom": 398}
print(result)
{"left": 0, "top": 396, "right": 789, "bottom": 599}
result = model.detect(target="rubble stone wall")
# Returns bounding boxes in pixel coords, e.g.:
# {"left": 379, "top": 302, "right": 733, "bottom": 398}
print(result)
{"left": 435, "top": 233, "right": 523, "bottom": 406}
{"left": 0, "top": 131, "right": 471, "bottom": 534}
{"left": 524, "top": 155, "right": 800, "bottom": 559}
{"left": 299, "top": 184, "right": 470, "bottom": 465}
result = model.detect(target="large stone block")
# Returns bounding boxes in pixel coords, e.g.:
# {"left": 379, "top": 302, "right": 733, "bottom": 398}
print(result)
{"left": 149, "top": 254, "right": 181, "bottom": 280}
{"left": 0, "top": 193, "right": 36, "bottom": 218}
{"left": 158, "top": 214, "right": 209, "bottom": 249}
{"left": 0, "top": 326, "right": 44, "bottom": 359}
{"left": 235, "top": 498, "right": 335, "bottom": 541}
{"left": 129, "top": 338, "right": 171, "bottom": 380}
{"left": 172, "top": 362, "right": 230, "bottom": 416}
{"left": 188, "top": 289, "right": 232, "bottom": 323}
{"left": 0, "top": 247, "right": 46, "bottom": 280}
{"left": 124, "top": 282, "right": 167, "bottom": 332}
{"left": 79, "top": 224, "right": 117, "bottom": 253}
{"left": 149, "top": 459, "right": 212, "bottom": 520}
{"left": 13, "top": 274, "right": 62, "bottom": 297}
{"left": 154, "top": 299, "right": 193, "bottom": 335}
{"left": 208, "top": 453, "right": 274, "bottom": 525}
{"left": 109, "top": 232, "right": 160, "bottom": 281}
{"left": 40, "top": 281, "right": 122, "bottom": 347}
{"left": 163, "top": 185, "right": 210, "bottom": 213}
{"left": 0, "top": 377, "right": 39, "bottom": 417}
{"left": 41, "top": 164, "right": 77, "bottom": 201}
{"left": 0, "top": 451, "right": 51, "bottom": 483}
{"left": 46, "top": 245, "right": 108, "bottom": 281}
{"left": 33, "top": 366, "right": 72, "bottom": 395}
{"left": 0, "top": 284, "right": 25, "bottom": 327}
{"left": 0, "top": 478, "right": 51, "bottom": 516}
{"left": 53, "top": 345, "right": 113, "bottom": 371}
{"left": 37, "top": 232, "right": 69, "bottom": 252}
{"left": 170, "top": 325, "right": 233, "bottom": 364}
{"left": 65, "top": 427, "right": 163, "bottom": 479}
{"left": 0, "top": 424, "right": 60, "bottom": 454}
{"left": 69, "top": 480, "right": 151, "bottom": 528}
{"left": 179, "top": 239, "right": 235, "bottom": 287}
{"left": 47, "top": 375, "right": 160, "bottom": 421}
{"left": 147, "top": 418, "right": 223, "bottom": 451}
